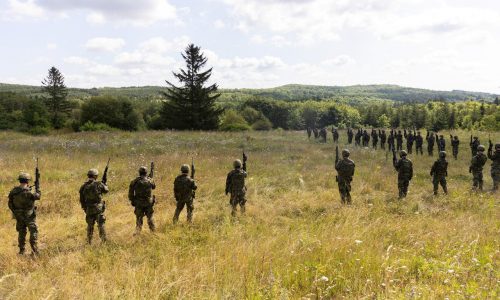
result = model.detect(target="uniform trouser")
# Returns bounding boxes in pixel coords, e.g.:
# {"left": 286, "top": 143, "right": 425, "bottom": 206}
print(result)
{"left": 15, "top": 212, "right": 38, "bottom": 253}
{"left": 230, "top": 193, "right": 246, "bottom": 216}
{"left": 491, "top": 169, "right": 499, "bottom": 191}
{"left": 407, "top": 144, "right": 413, "bottom": 154}
{"left": 416, "top": 145, "right": 423, "bottom": 155}
{"left": 452, "top": 148, "right": 458, "bottom": 159}
{"left": 428, "top": 147, "right": 434, "bottom": 156}
{"left": 173, "top": 199, "right": 194, "bottom": 223}
{"left": 398, "top": 178, "right": 410, "bottom": 198}
{"left": 381, "top": 142, "right": 386, "bottom": 150}
{"left": 86, "top": 212, "right": 106, "bottom": 244}
{"left": 337, "top": 178, "right": 352, "bottom": 204}
{"left": 134, "top": 204, "right": 155, "bottom": 231}
{"left": 472, "top": 171, "right": 483, "bottom": 191}
{"left": 397, "top": 143, "right": 402, "bottom": 151}
{"left": 433, "top": 176, "right": 447, "bottom": 194}
{"left": 372, "top": 140, "right": 377, "bottom": 149}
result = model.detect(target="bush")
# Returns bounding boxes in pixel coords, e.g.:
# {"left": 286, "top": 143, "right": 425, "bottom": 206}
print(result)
{"left": 220, "top": 109, "right": 251, "bottom": 131}
{"left": 252, "top": 117, "right": 273, "bottom": 131}
{"left": 79, "top": 121, "right": 112, "bottom": 132}
{"left": 81, "top": 96, "right": 142, "bottom": 131}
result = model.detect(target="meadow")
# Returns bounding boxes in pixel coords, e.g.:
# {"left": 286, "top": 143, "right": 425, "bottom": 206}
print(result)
{"left": 0, "top": 130, "right": 498, "bottom": 299}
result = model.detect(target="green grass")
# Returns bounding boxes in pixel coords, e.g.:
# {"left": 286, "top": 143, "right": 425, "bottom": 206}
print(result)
{"left": 0, "top": 130, "right": 498, "bottom": 299}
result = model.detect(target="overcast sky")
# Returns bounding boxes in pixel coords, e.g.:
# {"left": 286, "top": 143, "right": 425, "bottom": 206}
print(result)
{"left": 1, "top": 0, "right": 499, "bottom": 93}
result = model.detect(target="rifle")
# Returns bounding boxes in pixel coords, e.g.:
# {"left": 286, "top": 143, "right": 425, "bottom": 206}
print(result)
{"left": 335, "top": 146, "right": 339, "bottom": 182}
{"left": 102, "top": 158, "right": 110, "bottom": 185}
{"left": 149, "top": 161, "right": 155, "bottom": 178}
{"left": 470, "top": 134, "right": 473, "bottom": 146}
{"left": 242, "top": 149, "right": 248, "bottom": 172}
{"left": 34, "top": 157, "right": 40, "bottom": 194}
{"left": 489, "top": 135, "right": 493, "bottom": 155}
{"left": 191, "top": 157, "right": 196, "bottom": 199}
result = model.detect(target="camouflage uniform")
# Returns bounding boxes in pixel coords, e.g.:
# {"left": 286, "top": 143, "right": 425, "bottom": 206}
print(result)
{"left": 347, "top": 129, "right": 354, "bottom": 144}
{"left": 396, "top": 131, "right": 403, "bottom": 151}
{"left": 306, "top": 127, "right": 312, "bottom": 139}
{"left": 404, "top": 130, "right": 414, "bottom": 154}
{"left": 394, "top": 152, "right": 413, "bottom": 198}
{"left": 319, "top": 128, "right": 327, "bottom": 143}
{"left": 427, "top": 132, "right": 435, "bottom": 156}
{"left": 415, "top": 132, "right": 424, "bottom": 155}
{"left": 79, "top": 170, "right": 109, "bottom": 244}
{"left": 430, "top": 152, "right": 448, "bottom": 195}
{"left": 380, "top": 130, "right": 387, "bottom": 150}
{"left": 173, "top": 165, "right": 197, "bottom": 223}
{"left": 469, "top": 147, "right": 488, "bottom": 191}
{"left": 488, "top": 144, "right": 500, "bottom": 191}
{"left": 371, "top": 129, "right": 378, "bottom": 149}
{"left": 362, "top": 130, "right": 370, "bottom": 147}
{"left": 335, "top": 150, "right": 355, "bottom": 204}
{"left": 450, "top": 136, "right": 460, "bottom": 159}
{"left": 438, "top": 136, "right": 446, "bottom": 152}
{"left": 226, "top": 161, "right": 248, "bottom": 216}
{"left": 129, "top": 170, "right": 156, "bottom": 232}
{"left": 8, "top": 174, "right": 40, "bottom": 254}
{"left": 470, "top": 137, "right": 480, "bottom": 156}
{"left": 313, "top": 128, "right": 319, "bottom": 139}
{"left": 332, "top": 128, "right": 339, "bottom": 143}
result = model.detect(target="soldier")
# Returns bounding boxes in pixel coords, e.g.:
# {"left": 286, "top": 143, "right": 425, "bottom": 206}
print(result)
{"left": 427, "top": 131, "right": 435, "bottom": 156}
{"left": 388, "top": 130, "right": 395, "bottom": 151}
{"left": 430, "top": 151, "right": 448, "bottom": 195}
{"left": 487, "top": 142, "right": 500, "bottom": 191}
{"left": 173, "top": 164, "right": 197, "bottom": 223}
{"left": 438, "top": 135, "right": 446, "bottom": 152}
{"left": 129, "top": 166, "right": 156, "bottom": 234}
{"left": 226, "top": 159, "right": 248, "bottom": 216}
{"left": 379, "top": 130, "right": 387, "bottom": 150}
{"left": 306, "top": 127, "right": 312, "bottom": 139}
{"left": 393, "top": 150, "right": 413, "bottom": 199}
{"left": 404, "top": 130, "right": 414, "bottom": 154}
{"left": 320, "top": 127, "right": 327, "bottom": 143}
{"left": 362, "top": 130, "right": 370, "bottom": 147}
{"left": 469, "top": 145, "right": 488, "bottom": 191}
{"left": 79, "top": 169, "right": 108, "bottom": 244}
{"left": 371, "top": 129, "right": 378, "bottom": 149}
{"left": 347, "top": 128, "right": 354, "bottom": 144}
{"left": 355, "top": 129, "right": 362, "bottom": 146}
{"left": 335, "top": 149, "right": 355, "bottom": 204}
{"left": 8, "top": 173, "right": 40, "bottom": 255}
{"left": 450, "top": 135, "right": 460, "bottom": 160}
{"left": 470, "top": 136, "right": 480, "bottom": 156}
{"left": 396, "top": 130, "right": 403, "bottom": 151}
{"left": 332, "top": 127, "right": 339, "bottom": 143}
{"left": 313, "top": 128, "right": 319, "bottom": 139}
{"left": 415, "top": 131, "right": 424, "bottom": 155}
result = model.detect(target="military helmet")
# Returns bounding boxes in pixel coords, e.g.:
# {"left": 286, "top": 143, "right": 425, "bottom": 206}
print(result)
{"left": 477, "top": 145, "right": 485, "bottom": 152}
{"left": 87, "top": 168, "right": 99, "bottom": 176}
{"left": 342, "top": 149, "right": 350, "bottom": 157}
{"left": 439, "top": 151, "right": 446, "bottom": 158}
{"left": 138, "top": 166, "right": 148, "bottom": 174}
{"left": 18, "top": 172, "right": 31, "bottom": 181}
{"left": 233, "top": 159, "right": 242, "bottom": 168}
{"left": 400, "top": 150, "right": 407, "bottom": 157}
{"left": 180, "top": 164, "right": 190, "bottom": 173}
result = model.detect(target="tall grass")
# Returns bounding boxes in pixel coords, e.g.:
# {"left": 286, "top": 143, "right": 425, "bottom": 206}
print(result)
{"left": 0, "top": 130, "right": 498, "bottom": 299}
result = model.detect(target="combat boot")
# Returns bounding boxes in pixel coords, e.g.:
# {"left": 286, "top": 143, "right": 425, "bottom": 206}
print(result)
{"left": 147, "top": 218, "right": 156, "bottom": 232}
{"left": 18, "top": 247, "right": 25, "bottom": 255}
{"left": 98, "top": 225, "right": 107, "bottom": 242}
{"left": 87, "top": 226, "right": 94, "bottom": 245}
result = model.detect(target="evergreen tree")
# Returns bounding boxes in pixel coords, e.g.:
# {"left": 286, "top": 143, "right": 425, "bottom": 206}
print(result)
{"left": 494, "top": 96, "right": 499, "bottom": 106}
{"left": 41, "top": 66, "right": 70, "bottom": 129}
{"left": 161, "top": 44, "right": 223, "bottom": 130}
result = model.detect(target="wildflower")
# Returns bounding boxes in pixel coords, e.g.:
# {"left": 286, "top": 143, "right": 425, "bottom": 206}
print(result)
{"left": 355, "top": 240, "right": 363, "bottom": 245}
{"left": 318, "top": 276, "right": 329, "bottom": 282}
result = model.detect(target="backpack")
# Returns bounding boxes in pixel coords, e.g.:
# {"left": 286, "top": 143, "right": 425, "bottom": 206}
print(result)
{"left": 133, "top": 177, "right": 152, "bottom": 203}
{"left": 82, "top": 181, "right": 101, "bottom": 205}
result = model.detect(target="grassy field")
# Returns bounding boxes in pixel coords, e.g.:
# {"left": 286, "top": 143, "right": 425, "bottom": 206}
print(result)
{"left": 0, "top": 130, "right": 498, "bottom": 299}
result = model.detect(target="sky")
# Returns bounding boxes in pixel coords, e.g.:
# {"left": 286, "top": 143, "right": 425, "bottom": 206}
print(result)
{"left": 1, "top": 0, "right": 499, "bottom": 93}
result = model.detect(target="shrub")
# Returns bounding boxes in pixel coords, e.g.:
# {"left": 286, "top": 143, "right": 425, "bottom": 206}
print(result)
{"left": 79, "top": 121, "right": 112, "bottom": 132}
{"left": 220, "top": 109, "right": 250, "bottom": 131}
{"left": 81, "top": 96, "right": 142, "bottom": 131}
{"left": 252, "top": 118, "right": 273, "bottom": 131}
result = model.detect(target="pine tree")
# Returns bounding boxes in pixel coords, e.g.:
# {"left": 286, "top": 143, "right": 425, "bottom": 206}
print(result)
{"left": 41, "top": 67, "right": 70, "bottom": 129}
{"left": 161, "top": 44, "right": 223, "bottom": 130}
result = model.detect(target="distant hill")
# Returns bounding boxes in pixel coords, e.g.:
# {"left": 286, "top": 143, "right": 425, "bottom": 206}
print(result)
{"left": 0, "top": 82, "right": 497, "bottom": 103}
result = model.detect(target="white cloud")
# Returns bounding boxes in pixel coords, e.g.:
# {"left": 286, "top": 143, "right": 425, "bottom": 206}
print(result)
{"left": 46, "top": 42, "right": 57, "bottom": 50}
{"left": 85, "top": 37, "right": 125, "bottom": 52}
{"left": 139, "top": 36, "right": 190, "bottom": 54}
{"left": 85, "top": 64, "right": 121, "bottom": 76}
{"left": 1, "top": 0, "right": 44, "bottom": 20}
{"left": 86, "top": 12, "right": 105, "bottom": 24}
{"left": 322, "top": 55, "right": 355, "bottom": 66}
{"left": 64, "top": 56, "right": 91, "bottom": 65}
{"left": 214, "top": 19, "right": 225, "bottom": 29}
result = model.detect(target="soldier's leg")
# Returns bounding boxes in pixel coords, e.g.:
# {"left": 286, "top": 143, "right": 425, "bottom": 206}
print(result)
{"left": 186, "top": 200, "right": 194, "bottom": 223}
{"left": 16, "top": 219, "right": 27, "bottom": 254}
{"left": 27, "top": 215, "right": 38, "bottom": 254}
{"left": 230, "top": 194, "right": 238, "bottom": 216}
{"left": 492, "top": 171, "right": 499, "bottom": 191}
{"left": 85, "top": 214, "right": 96, "bottom": 245}
{"left": 345, "top": 181, "right": 352, "bottom": 204}
{"left": 134, "top": 206, "right": 145, "bottom": 233}
{"left": 433, "top": 177, "right": 439, "bottom": 195}
{"left": 145, "top": 205, "right": 156, "bottom": 231}
{"left": 338, "top": 182, "right": 345, "bottom": 204}
{"left": 173, "top": 201, "right": 185, "bottom": 224}
{"left": 478, "top": 173, "right": 483, "bottom": 191}
{"left": 398, "top": 179, "right": 404, "bottom": 199}
{"left": 239, "top": 194, "right": 247, "bottom": 214}
{"left": 441, "top": 177, "right": 448, "bottom": 194}
{"left": 97, "top": 213, "right": 107, "bottom": 242}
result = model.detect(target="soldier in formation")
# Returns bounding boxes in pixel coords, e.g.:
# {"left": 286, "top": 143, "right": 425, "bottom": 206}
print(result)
{"left": 173, "top": 164, "right": 197, "bottom": 223}
{"left": 396, "top": 130, "right": 403, "bottom": 151}
{"left": 226, "top": 156, "right": 248, "bottom": 216}
{"left": 404, "top": 130, "right": 414, "bottom": 154}
{"left": 393, "top": 150, "right": 413, "bottom": 199}
{"left": 470, "top": 136, "right": 480, "bottom": 156}
{"left": 306, "top": 127, "right": 312, "bottom": 139}
{"left": 415, "top": 131, "right": 424, "bottom": 155}
{"left": 362, "top": 130, "right": 370, "bottom": 147}
{"left": 347, "top": 128, "right": 354, "bottom": 144}
{"left": 371, "top": 129, "right": 379, "bottom": 149}
{"left": 426, "top": 131, "right": 435, "bottom": 156}
{"left": 8, "top": 173, "right": 40, "bottom": 255}
{"left": 355, "top": 129, "right": 362, "bottom": 146}
{"left": 319, "top": 127, "right": 327, "bottom": 143}
{"left": 79, "top": 169, "right": 108, "bottom": 244}
{"left": 388, "top": 130, "right": 395, "bottom": 151}
{"left": 438, "top": 135, "right": 446, "bottom": 152}
{"left": 379, "top": 130, "right": 387, "bottom": 150}
{"left": 129, "top": 165, "right": 156, "bottom": 234}
{"left": 469, "top": 145, "right": 487, "bottom": 191}
{"left": 332, "top": 127, "right": 339, "bottom": 143}
{"left": 313, "top": 128, "right": 319, "bottom": 139}
{"left": 430, "top": 151, "right": 448, "bottom": 195}
{"left": 335, "top": 149, "right": 355, "bottom": 204}
{"left": 487, "top": 142, "right": 500, "bottom": 191}
{"left": 450, "top": 135, "right": 460, "bottom": 160}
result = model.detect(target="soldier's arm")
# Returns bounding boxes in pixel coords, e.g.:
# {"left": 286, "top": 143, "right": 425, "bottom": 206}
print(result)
{"left": 8, "top": 192, "right": 15, "bottom": 212}
{"left": 430, "top": 162, "right": 435, "bottom": 176}
{"left": 173, "top": 177, "right": 180, "bottom": 199}
{"left": 32, "top": 191, "right": 41, "bottom": 201}
{"left": 101, "top": 182, "right": 109, "bottom": 194}
{"left": 150, "top": 179, "right": 156, "bottom": 190}
{"left": 128, "top": 180, "right": 135, "bottom": 201}
{"left": 79, "top": 185, "right": 86, "bottom": 209}
{"left": 191, "top": 179, "right": 198, "bottom": 191}
{"left": 225, "top": 172, "right": 232, "bottom": 194}
{"left": 409, "top": 163, "right": 413, "bottom": 180}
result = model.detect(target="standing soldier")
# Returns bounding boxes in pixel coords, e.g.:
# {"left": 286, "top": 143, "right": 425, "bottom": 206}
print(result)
{"left": 371, "top": 129, "right": 379, "bottom": 149}
{"left": 332, "top": 127, "right": 339, "bottom": 143}
{"left": 430, "top": 151, "right": 448, "bottom": 195}
{"left": 306, "top": 127, "right": 312, "bottom": 139}
{"left": 487, "top": 141, "right": 500, "bottom": 191}
{"left": 427, "top": 131, "right": 435, "bottom": 156}
{"left": 320, "top": 127, "right": 327, "bottom": 143}
{"left": 388, "top": 130, "right": 395, "bottom": 152}
{"left": 404, "top": 130, "right": 414, "bottom": 154}
{"left": 313, "top": 128, "right": 319, "bottom": 139}
{"left": 226, "top": 153, "right": 248, "bottom": 216}
{"left": 438, "top": 135, "right": 446, "bottom": 152}
{"left": 8, "top": 172, "right": 40, "bottom": 255}
{"left": 396, "top": 130, "right": 404, "bottom": 151}
{"left": 470, "top": 136, "right": 480, "bottom": 156}
{"left": 79, "top": 168, "right": 109, "bottom": 244}
{"left": 347, "top": 128, "right": 354, "bottom": 144}
{"left": 450, "top": 135, "right": 460, "bottom": 160}
{"left": 393, "top": 150, "right": 413, "bottom": 199}
{"left": 335, "top": 148, "right": 355, "bottom": 204}
{"left": 355, "top": 129, "right": 362, "bottom": 146}
{"left": 380, "top": 129, "right": 387, "bottom": 150}
{"left": 469, "top": 145, "right": 487, "bottom": 191}
{"left": 173, "top": 164, "right": 197, "bottom": 223}
{"left": 415, "top": 131, "right": 424, "bottom": 155}
{"left": 129, "top": 165, "right": 156, "bottom": 234}
{"left": 362, "top": 130, "right": 370, "bottom": 147}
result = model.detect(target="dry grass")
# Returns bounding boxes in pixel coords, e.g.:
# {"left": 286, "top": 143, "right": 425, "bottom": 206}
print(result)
{"left": 0, "top": 130, "right": 498, "bottom": 299}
